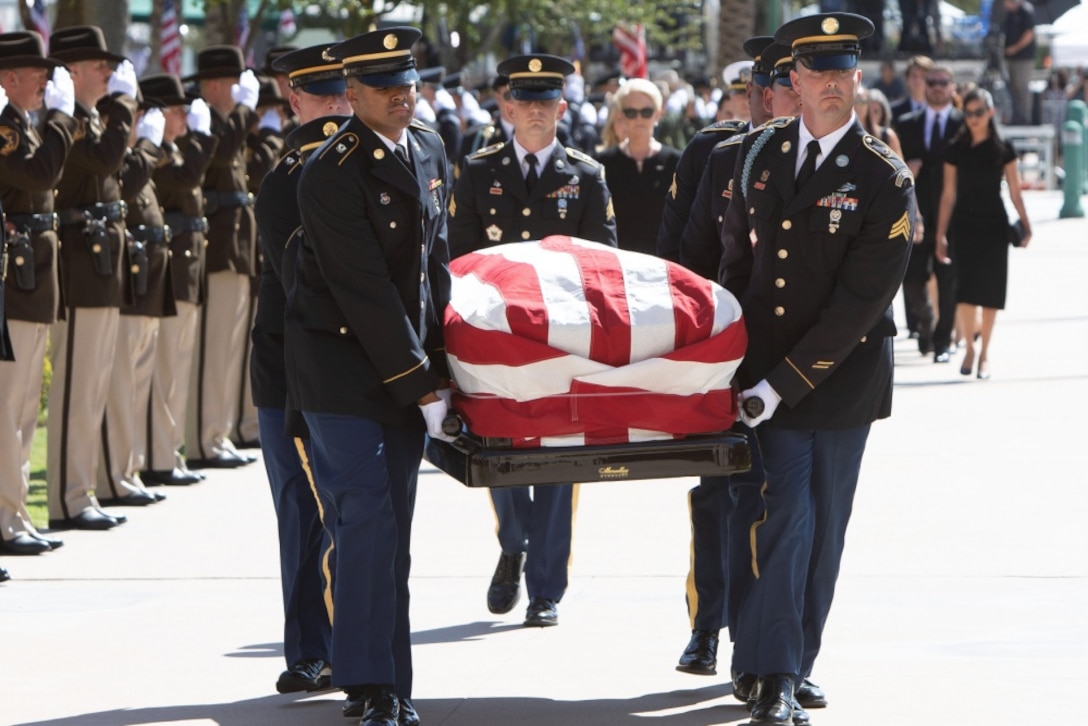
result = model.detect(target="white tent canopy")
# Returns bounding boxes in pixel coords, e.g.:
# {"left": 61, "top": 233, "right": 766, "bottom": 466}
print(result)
{"left": 1045, "top": 1, "right": 1088, "bottom": 68}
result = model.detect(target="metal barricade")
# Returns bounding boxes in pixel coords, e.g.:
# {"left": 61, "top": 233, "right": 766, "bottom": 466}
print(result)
{"left": 1001, "top": 124, "right": 1058, "bottom": 190}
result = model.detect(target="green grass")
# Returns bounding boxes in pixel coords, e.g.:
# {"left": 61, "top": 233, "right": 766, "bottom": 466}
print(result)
{"left": 28, "top": 425, "right": 47, "bottom": 529}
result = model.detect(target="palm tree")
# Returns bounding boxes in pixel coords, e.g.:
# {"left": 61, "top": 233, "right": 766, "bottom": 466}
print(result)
{"left": 717, "top": 0, "right": 756, "bottom": 77}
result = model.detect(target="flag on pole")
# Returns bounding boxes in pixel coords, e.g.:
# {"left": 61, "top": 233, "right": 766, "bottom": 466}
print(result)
{"left": 160, "top": 0, "right": 182, "bottom": 75}
{"left": 445, "top": 237, "right": 745, "bottom": 447}
{"left": 30, "top": 0, "right": 51, "bottom": 50}
{"left": 278, "top": 8, "right": 296, "bottom": 38}
{"left": 612, "top": 23, "right": 647, "bottom": 79}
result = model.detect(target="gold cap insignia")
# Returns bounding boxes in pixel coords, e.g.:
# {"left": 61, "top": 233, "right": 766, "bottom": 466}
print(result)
{"left": 383, "top": 34, "right": 398, "bottom": 50}
{"left": 322, "top": 48, "right": 335, "bottom": 62}
{"left": 821, "top": 17, "right": 839, "bottom": 34}
{"left": 528, "top": 58, "right": 542, "bottom": 73}
{"left": 322, "top": 121, "right": 339, "bottom": 137}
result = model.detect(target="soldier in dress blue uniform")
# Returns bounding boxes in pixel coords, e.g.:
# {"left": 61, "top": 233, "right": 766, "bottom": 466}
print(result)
{"left": 448, "top": 53, "right": 617, "bottom": 629}
{"left": 287, "top": 26, "right": 452, "bottom": 726}
{"left": 457, "top": 75, "right": 511, "bottom": 166}
{"left": 254, "top": 41, "right": 349, "bottom": 697}
{"left": 717, "top": 13, "right": 915, "bottom": 724}
{"left": 672, "top": 40, "right": 801, "bottom": 681}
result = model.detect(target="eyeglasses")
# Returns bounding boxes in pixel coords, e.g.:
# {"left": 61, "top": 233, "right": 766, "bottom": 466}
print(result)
{"left": 963, "top": 107, "right": 988, "bottom": 118}
{"left": 926, "top": 78, "right": 951, "bottom": 87}
{"left": 622, "top": 107, "right": 655, "bottom": 119}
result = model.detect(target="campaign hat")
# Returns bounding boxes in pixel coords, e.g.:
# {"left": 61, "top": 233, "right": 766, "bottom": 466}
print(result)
{"left": 139, "top": 73, "right": 189, "bottom": 107}
{"left": 183, "top": 45, "right": 246, "bottom": 82}
{"left": 774, "top": 12, "right": 874, "bottom": 72}
{"left": 328, "top": 27, "right": 421, "bottom": 88}
{"left": 497, "top": 54, "right": 574, "bottom": 101}
{"left": 49, "top": 25, "right": 126, "bottom": 65}
{"left": 0, "top": 31, "right": 61, "bottom": 71}
{"left": 271, "top": 43, "right": 346, "bottom": 96}
{"left": 262, "top": 45, "right": 297, "bottom": 76}
{"left": 256, "top": 75, "right": 291, "bottom": 109}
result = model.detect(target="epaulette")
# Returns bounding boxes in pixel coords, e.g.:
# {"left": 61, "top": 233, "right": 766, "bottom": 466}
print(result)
{"left": 697, "top": 119, "right": 745, "bottom": 135}
{"left": 565, "top": 146, "right": 600, "bottom": 168}
{"left": 470, "top": 142, "right": 505, "bottom": 159}
{"left": 316, "top": 131, "right": 359, "bottom": 163}
{"left": 713, "top": 134, "right": 746, "bottom": 151}
{"left": 410, "top": 118, "right": 438, "bottom": 134}
{"left": 756, "top": 116, "right": 796, "bottom": 131}
{"left": 863, "top": 134, "right": 913, "bottom": 186}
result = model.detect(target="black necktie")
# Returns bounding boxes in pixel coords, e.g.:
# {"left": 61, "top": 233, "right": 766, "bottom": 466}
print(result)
{"left": 795, "top": 140, "right": 821, "bottom": 192}
{"left": 524, "top": 152, "right": 539, "bottom": 193}
{"left": 928, "top": 113, "right": 942, "bottom": 152}
{"left": 394, "top": 144, "right": 414, "bottom": 175}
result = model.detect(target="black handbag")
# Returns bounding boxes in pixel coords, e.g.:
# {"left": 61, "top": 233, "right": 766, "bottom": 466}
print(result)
{"left": 1008, "top": 218, "right": 1025, "bottom": 247}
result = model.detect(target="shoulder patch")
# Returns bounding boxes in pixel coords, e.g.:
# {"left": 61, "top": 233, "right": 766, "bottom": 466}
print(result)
{"left": 72, "top": 118, "right": 87, "bottom": 142}
{"left": 565, "top": 146, "right": 600, "bottom": 168}
{"left": 470, "top": 142, "right": 505, "bottom": 159}
{"left": 0, "top": 125, "right": 21, "bottom": 156}
{"left": 317, "top": 131, "right": 359, "bottom": 165}
{"left": 699, "top": 119, "right": 745, "bottom": 134}
{"left": 410, "top": 118, "right": 438, "bottom": 134}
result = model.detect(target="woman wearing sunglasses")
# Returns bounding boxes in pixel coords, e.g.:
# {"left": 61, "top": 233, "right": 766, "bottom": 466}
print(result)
{"left": 595, "top": 78, "right": 681, "bottom": 255}
{"left": 934, "top": 87, "right": 1031, "bottom": 379}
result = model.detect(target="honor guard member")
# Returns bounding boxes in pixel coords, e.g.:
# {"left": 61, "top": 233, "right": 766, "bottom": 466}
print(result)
{"left": 0, "top": 32, "right": 75, "bottom": 554}
{"left": 46, "top": 26, "right": 140, "bottom": 530}
{"left": 717, "top": 14, "right": 915, "bottom": 724}
{"left": 183, "top": 46, "right": 260, "bottom": 469}
{"left": 653, "top": 40, "right": 762, "bottom": 263}
{"left": 254, "top": 41, "right": 351, "bottom": 696}
{"left": 417, "top": 66, "right": 462, "bottom": 165}
{"left": 672, "top": 40, "right": 801, "bottom": 679}
{"left": 457, "top": 74, "right": 512, "bottom": 165}
{"left": 448, "top": 53, "right": 617, "bottom": 629}
{"left": 140, "top": 74, "right": 217, "bottom": 486}
{"left": 287, "top": 26, "right": 452, "bottom": 726}
{"left": 96, "top": 96, "right": 173, "bottom": 507}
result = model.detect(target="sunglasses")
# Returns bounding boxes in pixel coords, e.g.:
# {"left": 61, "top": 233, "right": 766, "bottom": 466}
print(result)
{"left": 622, "top": 107, "right": 655, "bottom": 119}
{"left": 963, "top": 107, "right": 989, "bottom": 118}
{"left": 926, "top": 78, "right": 951, "bottom": 87}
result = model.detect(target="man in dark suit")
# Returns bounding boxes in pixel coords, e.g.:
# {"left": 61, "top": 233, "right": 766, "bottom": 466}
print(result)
{"left": 288, "top": 26, "right": 452, "bottom": 726}
{"left": 448, "top": 53, "right": 617, "bottom": 629}
{"left": 898, "top": 63, "right": 962, "bottom": 362}
{"left": 718, "top": 13, "right": 915, "bottom": 724}
{"left": 889, "top": 54, "right": 934, "bottom": 127}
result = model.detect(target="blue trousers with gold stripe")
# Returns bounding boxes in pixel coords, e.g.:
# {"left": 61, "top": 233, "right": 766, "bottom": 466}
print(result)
{"left": 258, "top": 407, "right": 333, "bottom": 669}
{"left": 302, "top": 412, "right": 421, "bottom": 696}
{"left": 730, "top": 424, "right": 870, "bottom": 678}
{"left": 490, "top": 484, "right": 574, "bottom": 602}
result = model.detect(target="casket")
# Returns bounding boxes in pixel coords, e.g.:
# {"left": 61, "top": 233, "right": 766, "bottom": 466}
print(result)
{"left": 426, "top": 236, "right": 752, "bottom": 487}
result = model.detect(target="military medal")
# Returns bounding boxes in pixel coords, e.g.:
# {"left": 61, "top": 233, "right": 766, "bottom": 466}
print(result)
{"left": 379, "top": 192, "right": 391, "bottom": 205}
{"left": 829, "top": 208, "right": 842, "bottom": 234}
{"left": 558, "top": 198, "right": 568, "bottom": 219}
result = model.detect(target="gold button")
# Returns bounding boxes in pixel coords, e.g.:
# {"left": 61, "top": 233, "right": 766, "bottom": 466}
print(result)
{"left": 489, "top": 208, "right": 497, "bottom": 215}
{"left": 390, "top": 221, "right": 397, "bottom": 229}
{"left": 781, "top": 220, "right": 792, "bottom": 230}
{"left": 778, "top": 249, "right": 788, "bottom": 259}
{"left": 520, "top": 231, "right": 530, "bottom": 240}
{"left": 860, "top": 335, "right": 867, "bottom": 343}
{"left": 339, "top": 326, "right": 348, "bottom": 335}
{"left": 775, "top": 278, "right": 785, "bottom": 288}
{"left": 717, "top": 215, "right": 723, "bottom": 223}
{"left": 234, "top": 224, "right": 240, "bottom": 233}
{"left": 14, "top": 256, "right": 24, "bottom": 266}
{"left": 92, "top": 243, "right": 102, "bottom": 253}
{"left": 749, "top": 207, "right": 755, "bottom": 215}
{"left": 131, "top": 264, "right": 140, "bottom": 273}
{"left": 167, "top": 250, "right": 173, "bottom": 258}
{"left": 204, "top": 240, "right": 209, "bottom": 247}
{"left": 185, "top": 250, "right": 192, "bottom": 257}
{"left": 774, "top": 306, "right": 785, "bottom": 316}
{"left": 522, "top": 208, "right": 531, "bottom": 217}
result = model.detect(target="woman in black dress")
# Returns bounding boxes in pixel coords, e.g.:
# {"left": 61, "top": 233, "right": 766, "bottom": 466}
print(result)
{"left": 935, "top": 88, "right": 1032, "bottom": 379}
{"left": 595, "top": 78, "right": 681, "bottom": 256}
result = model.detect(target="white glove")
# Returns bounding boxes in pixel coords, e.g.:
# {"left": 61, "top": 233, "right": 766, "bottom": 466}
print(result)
{"left": 187, "top": 98, "right": 211, "bottom": 135}
{"left": 739, "top": 379, "right": 782, "bottom": 428}
{"left": 0, "top": 84, "right": 7, "bottom": 114}
{"left": 44, "top": 66, "right": 75, "bottom": 116}
{"left": 418, "top": 398, "right": 457, "bottom": 443}
{"left": 231, "top": 69, "right": 260, "bottom": 111}
{"left": 136, "top": 107, "right": 165, "bottom": 146}
{"left": 258, "top": 107, "right": 283, "bottom": 132}
{"left": 436, "top": 387, "right": 453, "bottom": 406}
{"left": 107, "top": 59, "right": 139, "bottom": 99}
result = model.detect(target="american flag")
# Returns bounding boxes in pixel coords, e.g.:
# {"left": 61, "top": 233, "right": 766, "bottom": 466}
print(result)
{"left": 445, "top": 237, "right": 746, "bottom": 447}
{"left": 160, "top": 0, "right": 181, "bottom": 75}
{"left": 30, "top": 0, "right": 51, "bottom": 50}
{"left": 612, "top": 23, "right": 647, "bottom": 79}
{"left": 278, "top": 8, "right": 296, "bottom": 38}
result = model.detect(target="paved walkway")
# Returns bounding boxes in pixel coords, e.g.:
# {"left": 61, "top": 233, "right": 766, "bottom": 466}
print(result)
{"left": 3, "top": 191, "right": 1086, "bottom": 725}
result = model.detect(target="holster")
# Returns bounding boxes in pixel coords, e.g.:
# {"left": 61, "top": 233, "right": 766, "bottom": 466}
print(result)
{"left": 127, "top": 231, "right": 149, "bottom": 296}
{"left": 7, "top": 231, "right": 35, "bottom": 290}
{"left": 83, "top": 216, "right": 114, "bottom": 276}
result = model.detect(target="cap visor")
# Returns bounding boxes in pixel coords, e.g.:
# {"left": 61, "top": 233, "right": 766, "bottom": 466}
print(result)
{"left": 299, "top": 78, "right": 347, "bottom": 95}
{"left": 509, "top": 87, "right": 561, "bottom": 101}
{"left": 355, "top": 68, "right": 420, "bottom": 88}
{"left": 751, "top": 71, "right": 772, "bottom": 88}
{"left": 802, "top": 53, "right": 858, "bottom": 71}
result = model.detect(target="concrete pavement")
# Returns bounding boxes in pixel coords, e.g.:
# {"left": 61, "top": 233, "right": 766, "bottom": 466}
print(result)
{"left": 2, "top": 190, "right": 1086, "bottom": 726}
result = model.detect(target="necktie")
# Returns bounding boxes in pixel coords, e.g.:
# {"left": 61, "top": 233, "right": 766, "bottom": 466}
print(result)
{"left": 928, "top": 113, "right": 942, "bottom": 152}
{"left": 524, "top": 152, "right": 539, "bottom": 193}
{"left": 795, "top": 140, "right": 821, "bottom": 192}
{"left": 394, "top": 144, "right": 414, "bottom": 176}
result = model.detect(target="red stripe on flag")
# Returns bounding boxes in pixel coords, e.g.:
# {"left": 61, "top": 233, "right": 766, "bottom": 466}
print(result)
{"left": 451, "top": 253, "right": 551, "bottom": 346}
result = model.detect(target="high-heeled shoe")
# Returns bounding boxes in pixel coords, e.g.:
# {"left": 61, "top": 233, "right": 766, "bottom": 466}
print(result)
{"left": 977, "top": 361, "right": 990, "bottom": 380}
{"left": 960, "top": 353, "right": 974, "bottom": 376}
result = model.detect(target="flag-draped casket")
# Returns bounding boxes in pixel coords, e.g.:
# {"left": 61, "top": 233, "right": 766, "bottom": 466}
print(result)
{"left": 444, "top": 236, "right": 747, "bottom": 447}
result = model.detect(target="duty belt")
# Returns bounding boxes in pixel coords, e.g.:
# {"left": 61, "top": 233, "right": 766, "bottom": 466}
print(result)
{"left": 162, "top": 211, "right": 209, "bottom": 234}
{"left": 57, "top": 200, "right": 128, "bottom": 227}
{"left": 204, "top": 191, "right": 253, "bottom": 209}
{"left": 7, "top": 212, "right": 58, "bottom": 233}
{"left": 129, "top": 224, "right": 171, "bottom": 245}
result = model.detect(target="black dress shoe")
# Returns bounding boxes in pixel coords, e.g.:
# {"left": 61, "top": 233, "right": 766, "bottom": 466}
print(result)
{"left": 918, "top": 336, "right": 934, "bottom": 355}
{"left": 48, "top": 509, "right": 125, "bottom": 530}
{"left": 487, "top": 551, "right": 524, "bottom": 614}
{"left": 343, "top": 690, "right": 366, "bottom": 718}
{"left": 794, "top": 678, "right": 826, "bottom": 708}
{"left": 187, "top": 451, "right": 257, "bottom": 469}
{"left": 276, "top": 657, "right": 331, "bottom": 693}
{"left": 523, "top": 596, "right": 558, "bottom": 627}
{"left": 30, "top": 533, "right": 64, "bottom": 550}
{"left": 791, "top": 699, "right": 810, "bottom": 725}
{"left": 934, "top": 349, "right": 952, "bottom": 363}
{"left": 398, "top": 697, "right": 420, "bottom": 726}
{"left": 361, "top": 688, "right": 399, "bottom": 726}
{"left": 732, "top": 671, "right": 758, "bottom": 704}
{"left": 749, "top": 674, "right": 795, "bottom": 725}
{"left": 235, "top": 438, "right": 261, "bottom": 449}
{"left": 676, "top": 629, "right": 718, "bottom": 675}
{"left": 141, "top": 468, "right": 204, "bottom": 486}
{"left": 0, "top": 566, "right": 10, "bottom": 582}
{"left": 0, "top": 532, "right": 51, "bottom": 555}
{"left": 100, "top": 489, "right": 162, "bottom": 507}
